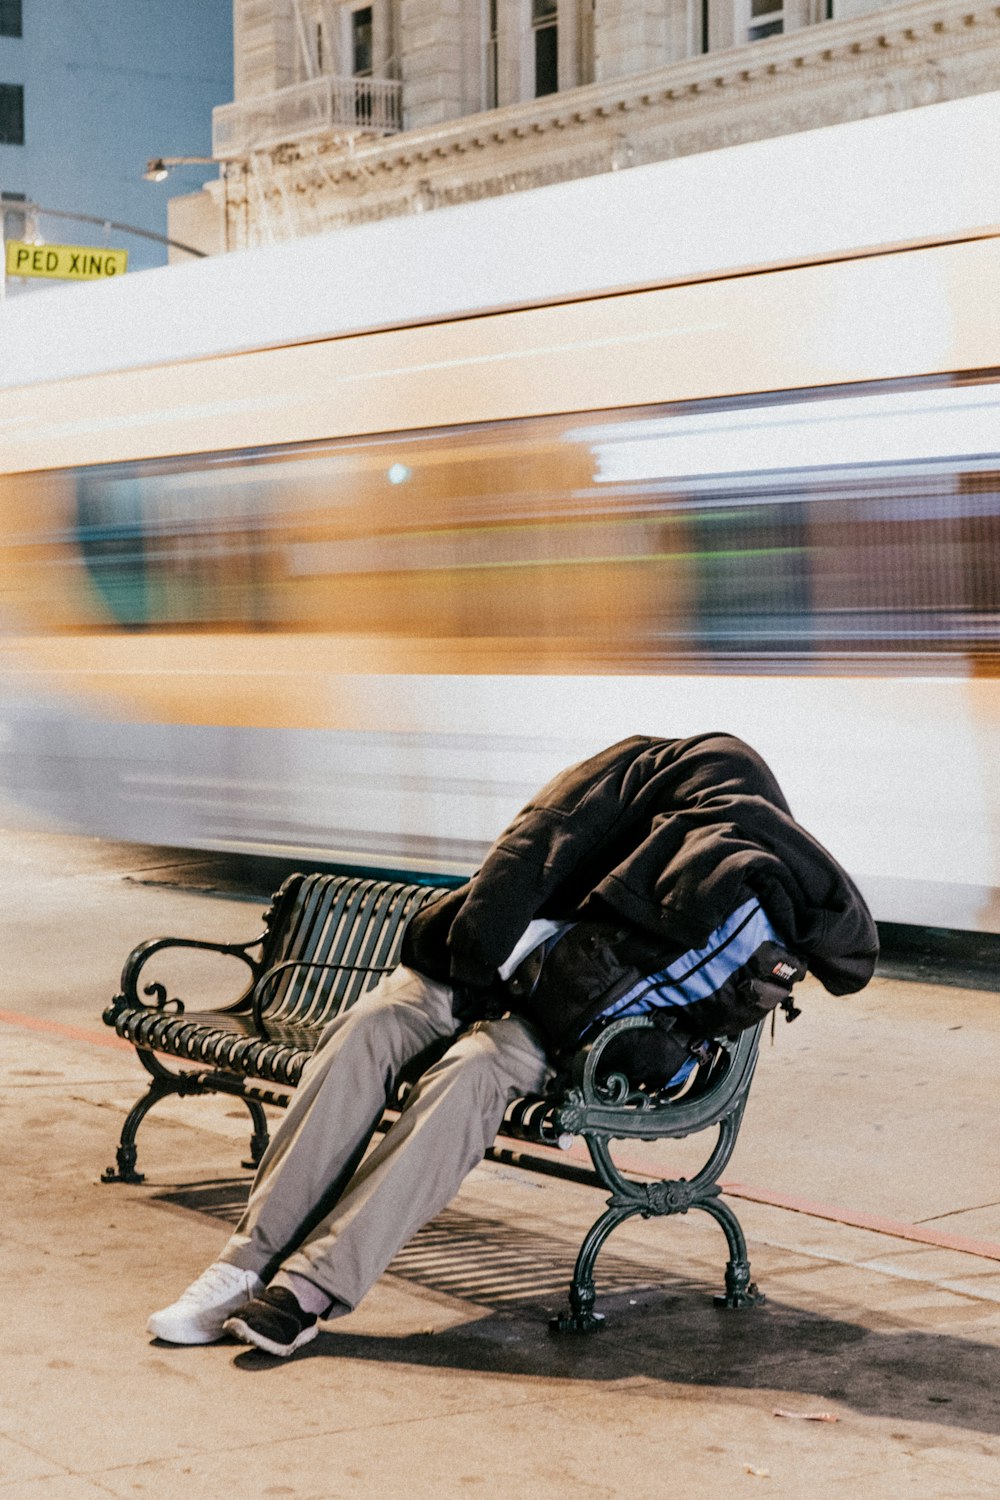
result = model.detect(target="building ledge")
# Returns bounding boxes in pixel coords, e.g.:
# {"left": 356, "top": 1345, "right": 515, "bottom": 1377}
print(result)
{"left": 286, "top": 0, "right": 998, "bottom": 175}
{"left": 200, "top": 0, "right": 1000, "bottom": 247}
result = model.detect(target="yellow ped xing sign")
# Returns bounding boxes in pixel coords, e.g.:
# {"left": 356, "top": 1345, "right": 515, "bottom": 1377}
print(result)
{"left": 5, "top": 239, "right": 128, "bottom": 281}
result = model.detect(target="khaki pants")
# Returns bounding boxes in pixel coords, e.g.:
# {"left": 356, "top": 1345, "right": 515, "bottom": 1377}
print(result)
{"left": 219, "top": 965, "right": 552, "bottom": 1309}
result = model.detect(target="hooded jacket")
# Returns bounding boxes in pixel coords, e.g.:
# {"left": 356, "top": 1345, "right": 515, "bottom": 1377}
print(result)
{"left": 402, "top": 733, "right": 878, "bottom": 997}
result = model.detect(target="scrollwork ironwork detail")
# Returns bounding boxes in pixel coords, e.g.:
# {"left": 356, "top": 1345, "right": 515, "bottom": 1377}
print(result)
{"left": 142, "top": 981, "right": 184, "bottom": 1013}
{"left": 611, "top": 1177, "right": 704, "bottom": 1217}
{"left": 553, "top": 1099, "right": 587, "bottom": 1135}
{"left": 574, "top": 1015, "right": 684, "bottom": 1114}
{"left": 642, "top": 1178, "right": 696, "bottom": 1215}
{"left": 593, "top": 1069, "right": 631, "bottom": 1106}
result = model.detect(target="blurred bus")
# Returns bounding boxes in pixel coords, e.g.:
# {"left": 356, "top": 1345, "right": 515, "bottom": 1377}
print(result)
{"left": 1, "top": 92, "right": 999, "bottom": 933}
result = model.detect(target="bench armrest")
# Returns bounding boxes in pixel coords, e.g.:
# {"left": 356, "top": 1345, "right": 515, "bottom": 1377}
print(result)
{"left": 104, "top": 934, "right": 266, "bottom": 1024}
{"left": 251, "top": 957, "right": 396, "bottom": 1034}
{"left": 553, "top": 1014, "right": 764, "bottom": 1141}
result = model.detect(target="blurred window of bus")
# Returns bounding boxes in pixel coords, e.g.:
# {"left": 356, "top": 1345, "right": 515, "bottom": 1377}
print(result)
{"left": 4, "top": 376, "right": 999, "bottom": 674}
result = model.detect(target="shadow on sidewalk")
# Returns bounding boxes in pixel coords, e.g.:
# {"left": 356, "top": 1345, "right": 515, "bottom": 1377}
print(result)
{"left": 234, "top": 1299, "right": 1000, "bottom": 1440}
{"left": 154, "top": 1177, "right": 1000, "bottom": 1438}
{"left": 154, "top": 1178, "right": 706, "bottom": 1309}
{"left": 230, "top": 1300, "right": 1000, "bottom": 1440}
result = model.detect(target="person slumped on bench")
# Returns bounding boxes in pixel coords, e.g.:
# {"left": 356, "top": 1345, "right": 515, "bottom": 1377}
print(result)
{"left": 148, "top": 733, "right": 877, "bottom": 1357}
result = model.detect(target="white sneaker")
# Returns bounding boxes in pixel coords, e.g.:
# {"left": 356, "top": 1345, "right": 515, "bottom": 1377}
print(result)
{"left": 147, "top": 1262, "right": 264, "bottom": 1345}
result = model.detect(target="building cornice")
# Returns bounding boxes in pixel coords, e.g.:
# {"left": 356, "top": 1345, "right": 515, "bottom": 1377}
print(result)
{"left": 297, "top": 0, "right": 1000, "bottom": 176}
{"left": 217, "top": 0, "right": 1000, "bottom": 241}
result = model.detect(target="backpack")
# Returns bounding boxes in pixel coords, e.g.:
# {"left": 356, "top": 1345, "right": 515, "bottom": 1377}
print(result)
{"left": 505, "top": 899, "right": 806, "bottom": 1089}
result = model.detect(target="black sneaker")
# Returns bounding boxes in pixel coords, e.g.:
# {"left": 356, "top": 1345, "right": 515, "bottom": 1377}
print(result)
{"left": 223, "top": 1286, "right": 319, "bottom": 1357}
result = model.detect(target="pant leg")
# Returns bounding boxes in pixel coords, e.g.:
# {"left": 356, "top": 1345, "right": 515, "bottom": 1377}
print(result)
{"left": 277, "top": 1014, "right": 552, "bottom": 1308}
{"left": 219, "top": 965, "right": 459, "bottom": 1278}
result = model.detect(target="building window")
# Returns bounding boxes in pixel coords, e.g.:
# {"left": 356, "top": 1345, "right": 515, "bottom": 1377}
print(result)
{"left": 0, "top": 82, "right": 24, "bottom": 144}
{"left": 747, "top": 0, "right": 783, "bottom": 39}
{"left": 532, "top": 0, "right": 558, "bottom": 97}
{"left": 485, "top": 0, "right": 498, "bottom": 109}
{"left": 351, "top": 5, "right": 373, "bottom": 76}
{"left": 0, "top": 0, "right": 22, "bottom": 39}
{"left": 579, "top": 0, "right": 596, "bottom": 83}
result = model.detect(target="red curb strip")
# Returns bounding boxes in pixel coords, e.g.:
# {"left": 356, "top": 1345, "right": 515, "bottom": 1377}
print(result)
{"left": 511, "top": 1139, "right": 1000, "bottom": 1266}
{"left": 719, "top": 1181, "right": 1000, "bottom": 1264}
{"left": 5, "top": 1009, "right": 999, "bottom": 1265}
{"left": 0, "top": 1008, "right": 134, "bottom": 1051}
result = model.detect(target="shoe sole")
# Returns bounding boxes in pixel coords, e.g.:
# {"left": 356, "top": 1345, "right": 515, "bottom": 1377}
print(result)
{"left": 222, "top": 1315, "right": 319, "bottom": 1358}
{"left": 146, "top": 1316, "right": 229, "bottom": 1345}
{"left": 146, "top": 1271, "right": 264, "bottom": 1346}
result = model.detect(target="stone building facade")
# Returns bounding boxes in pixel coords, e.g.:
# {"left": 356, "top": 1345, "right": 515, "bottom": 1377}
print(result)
{"left": 168, "top": 0, "right": 1000, "bottom": 254}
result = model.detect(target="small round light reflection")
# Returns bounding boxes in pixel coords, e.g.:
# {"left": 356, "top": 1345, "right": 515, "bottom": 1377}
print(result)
{"left": 387, "top": 463, "right": 411, "bottom": 485}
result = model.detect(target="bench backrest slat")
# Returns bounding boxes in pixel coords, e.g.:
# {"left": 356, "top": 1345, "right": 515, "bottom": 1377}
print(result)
{"left": 263, "top": 874, "right": 450, "bottom": 1027}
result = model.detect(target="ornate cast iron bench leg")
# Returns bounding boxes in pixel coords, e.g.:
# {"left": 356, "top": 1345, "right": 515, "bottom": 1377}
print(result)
{"left": 101, "top": 1051, "right": 203, "bottom": 1184}
{"left": 101, "top": 1047, "right": 271, "bottom": 1184}
{"left": 700, "top": 1194, "right": 762, "bottom": 1310}
{"left": 241, "top": 1094, "right": 271, "bottom": 1171}
{"left": 550, "top": 1099, "right": 763, "bottom": 1334}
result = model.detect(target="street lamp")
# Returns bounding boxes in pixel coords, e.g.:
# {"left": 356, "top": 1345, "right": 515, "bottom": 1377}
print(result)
{"left": 142, "top": 154, "right": 233, "bottom": 255}
{"left": 143, "top": 155, "right": 217, "bottom": 182}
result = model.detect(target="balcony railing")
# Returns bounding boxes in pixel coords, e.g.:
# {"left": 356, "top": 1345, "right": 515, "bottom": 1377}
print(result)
{"left": 213, "top": 74, "right": 403, "bottom": 159}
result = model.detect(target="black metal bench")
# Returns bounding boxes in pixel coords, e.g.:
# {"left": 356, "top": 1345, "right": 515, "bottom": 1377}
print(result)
{"left": 102, "top": 871, "right": 767, "bottom": 1332}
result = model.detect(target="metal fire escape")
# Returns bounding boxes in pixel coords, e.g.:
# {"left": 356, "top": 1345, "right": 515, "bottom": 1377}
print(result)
{"left": 212, "top": 0, "right": 403, "bottom": 243}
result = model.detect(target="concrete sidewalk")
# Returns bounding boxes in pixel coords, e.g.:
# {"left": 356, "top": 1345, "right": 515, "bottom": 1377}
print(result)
{"left": 1, "top": 827, "right": 999, "bottom": 1498}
